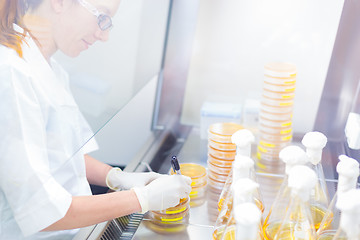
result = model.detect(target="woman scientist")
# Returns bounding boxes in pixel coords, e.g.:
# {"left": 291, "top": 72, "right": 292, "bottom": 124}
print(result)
{"left": 0, "top": 0, "right": 191, "bottom": 239}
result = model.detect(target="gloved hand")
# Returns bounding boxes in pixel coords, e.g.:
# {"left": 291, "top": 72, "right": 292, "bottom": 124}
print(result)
{"left": 106, "top": 167, "right": 164, "bottom": 191}
{"left": 132, "top": 175, "right": 192, "bottom": 213}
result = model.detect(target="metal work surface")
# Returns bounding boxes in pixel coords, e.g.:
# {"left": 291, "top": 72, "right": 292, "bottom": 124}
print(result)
{"left": 131, "top": 127, "right": 340, "bottom": 240}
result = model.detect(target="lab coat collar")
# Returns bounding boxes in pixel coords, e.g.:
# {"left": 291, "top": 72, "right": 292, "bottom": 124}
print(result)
{"left": 14, "top": 24, "right": 77, "bottom": 107}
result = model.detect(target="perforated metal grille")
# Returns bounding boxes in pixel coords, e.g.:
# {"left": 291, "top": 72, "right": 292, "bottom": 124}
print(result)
{"left": 99, "top": 213, "right": 143, "bottom": 240}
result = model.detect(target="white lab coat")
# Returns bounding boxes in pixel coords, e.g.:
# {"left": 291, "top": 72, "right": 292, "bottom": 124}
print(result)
{"left": 0, "top": 26, "right": 99, "bottom": 239}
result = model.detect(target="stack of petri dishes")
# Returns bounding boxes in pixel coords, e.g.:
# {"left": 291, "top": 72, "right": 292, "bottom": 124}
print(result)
{"left": 257, "top": 62, "right": 296, "bottom": 173}
{"left": 171, "top": 163, "right": 207, "bottom": 207}
{"left": 184, "top": 164, "right": 207, "bottom": 207}
{"left": 145, "top": 197, "right": 190, "bottom": 234}
{"left": 206, "top": 122, "right": 243, "bottom": 221}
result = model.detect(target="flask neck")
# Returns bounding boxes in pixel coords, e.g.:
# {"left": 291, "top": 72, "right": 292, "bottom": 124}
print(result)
{"left": 306, "top": 148, "right": 322, "bottom": 165}
{"left": 236, "top": 144, "right": 251, "bottom": 157}
{"left": 338, "top": 175, "right": 358, "bottom": 193}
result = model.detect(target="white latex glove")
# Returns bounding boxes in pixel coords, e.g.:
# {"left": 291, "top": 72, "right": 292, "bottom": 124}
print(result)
{"left": 132, "top": 175, "right": 192, "bottom": 213}
{"left": 106, "top": 167, "right": 163, "bottom": 191}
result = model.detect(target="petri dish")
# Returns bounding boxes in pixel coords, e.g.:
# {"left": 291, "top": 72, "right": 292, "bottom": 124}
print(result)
{"left": 208, "top": 122, "right": 243, "bottom": 143}
{"left": 260, "top": 110, "right": 293, "bottom": 121}
{"left": 208, "top": 139, "right": 236, "bottom": 151}
{"left": 257, "top": 150, "right": 282, "bottom": 162}
{"left": 263, "top": 89, "right": 295, "bottom": 100}
{"left": 261, "top": 102, "right": 293, "bottom": 114}
{"left": 145, "top": 208, "right": 190, "bottom": 234}
{"left": 258, "top": 139, "right": 289, "bottom": 149}
{"left": 257, "top": 144, "right": 285, "bottom": 156}
{"left": 189, "top": 184, "right": 207, "bottom": 200}
{"left": 207, "top": 182, "right": 223, "bottom": 195}
{"left": 189, "top": 196, "right": 206, "bottom": 208}
{"left": 207, "top": 174, "right": 226, "bottom": 192}
{"left": 259, "top": 124, "right": 292, "bottom": 135}
{"left": 208, "top": 154, "right": 234, "bottom": 168}
{"left": 143, "top": 220, "right": 188, "bottom": 234}
{"left": 207, "top": 159, "right": 232, "bottom": 175}
{"left": 263, "top": 81, "right": 296, "bottom": 93}
{"left": 155, "top": 197, "right": 189, "bottom": 215}
{"left": 264, "top": 75, "right": 296, "bottom": 85}
{"left": 151, "top": 206, "right": 189, "bottom": 223}
{"left": 264, "top": 62, "right": 297, "bottom": 78}
{"left": 260, "top": 131, "right": 293, "bottom": 142}
{"left": 207, "top": 168, "right": 229, "bottom": 182}
{"left": 261, "top": 95, "right": 294, "bottom": 107}
{"left": 260, "top": 117, "right": 292, "bottom": 128}
{"left": 170, "top": 163, "right": 207, "bottom": 187}
{"left": 208, "top": 145, "right": 236, "bottom": 160}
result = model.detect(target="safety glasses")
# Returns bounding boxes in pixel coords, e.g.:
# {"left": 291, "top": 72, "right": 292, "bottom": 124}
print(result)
{"left": 77, "top": 0, "right": 113, "bottom": 31}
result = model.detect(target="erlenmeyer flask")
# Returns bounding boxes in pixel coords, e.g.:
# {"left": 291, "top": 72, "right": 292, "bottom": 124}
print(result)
{"left": 213, "top": 178, "right": 260, "bottom": 240}
{"left": 218, "top": 155, "right": 254, "bottom": 211}
{"left": 317, "top": 155, "right": 360, "bottom": 237}
{"left": 301, "top": 131, "right": 330, "bottom": 230}
{"left": 318, "top": 189, "right": 360, "bottom": 240}
{"left": 272, "top": 165, "right": 317, "bottom": 240}
{"left": 262, "top": 145, "right": 308, "bottom": 239}
{"left": 218, "top": 129, "right": 258, "bottom": 209}
{"left": 221, "top": 202, "right": 263, "bottom": 240}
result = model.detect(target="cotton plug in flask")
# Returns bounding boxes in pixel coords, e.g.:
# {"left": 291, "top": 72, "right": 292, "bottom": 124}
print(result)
{"left": 301, "top": 131, "right": 330, "bottom": 230}
{"left": 231, "top": 129, "right": 255, "bottom": 157}
{"left": 218, "top": 129, "right": 256, "bottom": 211}
{"left": 318, "top": 189, "right": 360, "bottom": 240}
{"left": 218, "top": 155, "right": 256, "bottom": 212}
{"left": 265, "top": 165, "right": 317, "bottom": 240}
{"left": 263, "top": 145, "right": 308, "bottom": 239}
{"left": 317, "top": 155, "right": 360, "bottom": 237}
{"left": 221, "top": 202, "right": 263, "bottom": 240}
{"left": 213, "top": 178, "right": 260, "bottom": 240}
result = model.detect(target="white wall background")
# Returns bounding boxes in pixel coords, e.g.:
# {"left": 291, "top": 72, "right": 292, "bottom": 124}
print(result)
{"left": 181, "top": 0, "right": 344, "bottom": 134}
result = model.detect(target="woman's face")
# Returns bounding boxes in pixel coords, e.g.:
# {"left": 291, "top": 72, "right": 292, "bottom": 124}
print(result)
{"left": 53, "top": 0, "right": 121, "bottom": 57}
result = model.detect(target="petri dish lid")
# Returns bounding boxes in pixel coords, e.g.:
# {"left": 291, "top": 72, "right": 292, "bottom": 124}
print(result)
{"left": 261, "top": 102, "right": 293, "bottom": 114}
{"left": 170, "top": 163, "right": 207, "bottom": 179}
{"left": 260, "top": 131, "right": 293, "bottom": 142}
{"left": 264, "top": 62, "right": 297, "bottom": 78}
{"left": 208, "top": 122, "right": 243, "bottom": 142}
{"left": 208, "top": 154, "right": 234, "bottom": 167}
{"left": 155, "top": 197, "right": 190, "bottom": 215}
{"left": 264, "top": 75, "right": 296, "bottom": 85}
{"left": 208, "top": 145, "right": 236, "bottom": 160}
{"left": 207, "top": 160, "right": 232, "bottom": 175}
{"left": 208, "top": 139, "right": 236, "bottom": 151}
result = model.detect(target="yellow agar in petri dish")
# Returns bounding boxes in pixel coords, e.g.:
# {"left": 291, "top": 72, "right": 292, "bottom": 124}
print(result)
{"left": 152, "top": 203, "right": 189, "bottom": 223}
{"left": 208, "top": 146, "right": 236, "bottom": 160}
{"left": 208, "top": 154, "right": 234, "bottom": 168}
{"left": 208, "top": 139, "right": 236, "bottom": 151}
{"left": 144, "top": 211, "right": 190, "bottom": 234}
{"left": 155, "top": 197, "right": 189, "bottom": 215}
{"left": 207, "top": 160, "right": 232, "bottom": 175}
{"left": 171, "top": 163, "right": 207, "bottom": 187}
